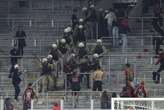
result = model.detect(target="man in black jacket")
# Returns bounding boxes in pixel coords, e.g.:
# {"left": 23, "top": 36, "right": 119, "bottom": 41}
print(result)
{"left": 15, "top": 26, "right": 27, "bottom": 56}
{"left": 11, "top": 64, "right": 22, "bottom": 101}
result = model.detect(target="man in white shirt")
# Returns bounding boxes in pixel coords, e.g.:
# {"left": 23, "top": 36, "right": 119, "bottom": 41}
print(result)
{"left": 105, "top": 9, "right": 117, "bottom": 37}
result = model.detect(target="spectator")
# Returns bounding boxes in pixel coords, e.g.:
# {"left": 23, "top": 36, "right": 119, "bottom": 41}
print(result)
{"left": 40, "top": 57, "right": 53, "bottom": 92}
{"left": 79, "top": 56, "right": 91, "bottom": 88}
{"left": 15, "top": 26, "right": 26, "bottom": 56}
{"left": 52, "top": 102, "right": 60, "bottom": 110}
{"left": 134, "top": 81, "right": 147, "bottom": 97}
{"left": 124, "top": 63, "right": 134, "bottom": 86}
{"left": 112, "top": 21, "right": 119, "bottom": 47}
{"left": 120, "top": 82, "right": 135, "bottom": 97}
{"left": 23, "top": 83, "right": 37, "bottom": 110}
{"left": 154, "top": 50, "right": 164, "bottom": 83}
{"left": 4, "top": 98, "right": 15, "bottom": 110}
{"left": 11, "top": 64, "right": 22, "bottom": 101}
{"left": 105, "top": 9, "right": 117, "bottom": 38}
{"left": 87, "top": 4, "right": 97, "bottom": 39}
{"left": 71, "top": 8, "right": 78, "bottom": 31}
{"left": 97, "top": 8, "right": 105, "bottom": 38}
{"left": 119, "top": 17, "right": 130, "bottom": 53}
{"left": 101, "top": 91, "right": 110, "bottom": 109}
{"left": 92, "top": 66, "right": 104, "bottom": 91}
{"left": 93, "top": 39, "right": 107, "bottom": 56}
{"left": 71, "top": 71, "right": 81, "bottom": 96}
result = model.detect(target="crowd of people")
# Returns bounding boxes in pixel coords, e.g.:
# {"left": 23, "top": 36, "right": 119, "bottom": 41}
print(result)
{"left": 5, "top": 0, "right": 164, "bottom": 110}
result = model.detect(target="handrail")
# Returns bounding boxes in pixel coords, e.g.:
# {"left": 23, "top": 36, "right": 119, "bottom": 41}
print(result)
{"left": 32, "top": 76, "right": 44, "bottom": 87}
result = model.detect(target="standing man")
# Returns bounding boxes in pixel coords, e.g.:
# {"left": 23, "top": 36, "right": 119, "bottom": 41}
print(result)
{"left": 153, "top": 50, "right": 164, "bottom": 83}
{"left": 105, "top": 9, "right": 117, "bottom": 38}
{"left": 124, "top": 63, "right": 134, "bottom": 86}
{"left": 23, "top": 83, "right": 37, "bottom": 110}
{"left": 11, "top": 64, "right": 22, "bottom": 101}
{"left": 119, "top": 17, "right": 130, "bottom": 53}
{"left": 92, "top": 66, "right": 104, "bottom": 91}
{"left": 9, "top": 46, "right": 19, "bottom": 78}
{"left": 15, "top": 26, "right": 27, "bottom": 56}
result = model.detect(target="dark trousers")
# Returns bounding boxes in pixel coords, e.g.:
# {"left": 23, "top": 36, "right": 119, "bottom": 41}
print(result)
{"left": 156, "top": 65, "right": 164, "bottom": 81}
{"left": 93, "top": 81, "right": 102, "bottom": 91}
{"left": 23, "top": 101, "right": 31, "bottom": 110}
{"left": 13, "top": 83, "right": 20, "bottom": 100}
{"left": 18, "top": 46, "right": 24, "bottom": 56}
{"left": 153, "top": 37, "right": 161, "bottom": 54}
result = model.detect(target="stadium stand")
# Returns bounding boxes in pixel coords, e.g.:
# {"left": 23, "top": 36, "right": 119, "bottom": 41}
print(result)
{"left": 0, "top": 0, "right": 164, "bottom": 110}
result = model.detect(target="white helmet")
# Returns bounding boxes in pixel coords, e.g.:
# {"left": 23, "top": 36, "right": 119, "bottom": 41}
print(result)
{"left": 78, "top": 25, "right": 83, "bottom": 29}
{"left": 78, "top": 42, "right": 84, "bottom": 47}
{"left": 71, "top": 53, "right": 76, "bottom": 57}
{"left": 64, "top": 28, "right": 69, "bottom": 33}
{"left": 82, "top": 7, "right": 87, "bottom": 11}
{"left": 79, "top": 18, "right": 84, "bottom": 22}
{"left": 93, "top": 53, "right": 99, "bottom": 58}
{"left": 105, "top": 10, "right": 109, "bottom": 13}
{"left": 52, "top": 43, "right": 57, "bottom": 48}
{"left": 60, "top": 38, "right": 66, "bottom": 43}
{"left": 67, "top": 27, "right": 72, "bottom": 32}
{"left": 47, "top": 54, "right": 53, "bottom": 59}
{"left": 97, "top": 39, "right": 102, "bottom": 43}
{"left": 42, "top": 58, "right": 47, "bottom": 62}
{"left": 14, "top": 64, "right": 19, "bottom": 69}
{"left": 64, "top": 27, "right": 72, "bottom": 33}
{"left": 90, "top": 4, "right": 95, "bottom": 8}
